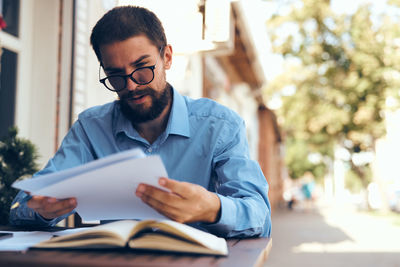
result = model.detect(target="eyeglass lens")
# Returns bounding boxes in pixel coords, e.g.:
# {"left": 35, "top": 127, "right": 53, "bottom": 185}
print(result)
{"left": 105, "top": 67, "right": 154, "bottom": 91}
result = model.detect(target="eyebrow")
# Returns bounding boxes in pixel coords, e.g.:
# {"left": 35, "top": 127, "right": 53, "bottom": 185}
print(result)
{"left": 103, "top": 54, "right": 151, "bottom": 73}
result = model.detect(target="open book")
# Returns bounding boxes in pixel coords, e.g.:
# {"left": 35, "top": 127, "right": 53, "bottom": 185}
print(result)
{"left": 12, "top": 148, "right": 169, "bottom": 221}
{"left": 34, "top": 220, "right": 228, "bottom": 256}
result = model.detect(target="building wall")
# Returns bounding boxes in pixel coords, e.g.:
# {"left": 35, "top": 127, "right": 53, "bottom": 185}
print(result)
{"left": 200, "top": 2, "right": 284, "bottom": 209}
{"left": 13, "top": 0, "right": 60, "bottom": 167}
{"left": 258, "top": 107, "right": 284, "bottom": 211}
{"left": 14, "top": 0, "right": 112, "bottom": 167}
{"left": 167, "top": 53, "right": 203, "bottom": 100}
{"left": 70, "top": 0, "right": 115, "bottom": 123}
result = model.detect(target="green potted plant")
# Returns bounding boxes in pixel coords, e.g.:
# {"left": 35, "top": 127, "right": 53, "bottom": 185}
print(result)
{"left": 0, "top": 127, "right": 39, "bottom": 225}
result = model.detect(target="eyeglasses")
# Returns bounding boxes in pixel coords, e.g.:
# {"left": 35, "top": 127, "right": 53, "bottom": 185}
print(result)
{"left": 99, "top": 47, "right": 163, "bottom": 92}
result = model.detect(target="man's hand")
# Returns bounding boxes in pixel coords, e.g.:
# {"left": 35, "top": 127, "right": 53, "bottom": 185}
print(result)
{"left": 27, "top": 196, "right": 77, "bottom": 220}
{"left": 135, "top": 177, "right": 221, "bottom": 224}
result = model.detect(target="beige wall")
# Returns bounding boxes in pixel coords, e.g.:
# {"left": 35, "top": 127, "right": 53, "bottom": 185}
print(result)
{"left": 14, "top": 0, "right": 60, "bottom": 167}
{"left": 14, "top": 0, "right": 112, "bottom": 167}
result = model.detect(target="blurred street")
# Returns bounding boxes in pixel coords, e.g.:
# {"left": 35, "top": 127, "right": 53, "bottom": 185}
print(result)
{"left": 265, "top": 201, "right": 400, "bottom": 267}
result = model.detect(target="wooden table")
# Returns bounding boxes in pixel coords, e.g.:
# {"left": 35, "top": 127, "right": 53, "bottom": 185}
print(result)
{"left": 0, "top": 227, "right": 272, "bottom": 267}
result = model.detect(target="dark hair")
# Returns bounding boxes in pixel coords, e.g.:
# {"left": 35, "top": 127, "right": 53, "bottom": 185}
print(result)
{"left": 90, "top": 6, "right": 167, "bottom": 63}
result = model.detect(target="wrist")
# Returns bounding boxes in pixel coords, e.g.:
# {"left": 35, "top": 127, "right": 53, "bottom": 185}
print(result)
{"left": 206, "top": 193, "right": 221, "bottom": 223}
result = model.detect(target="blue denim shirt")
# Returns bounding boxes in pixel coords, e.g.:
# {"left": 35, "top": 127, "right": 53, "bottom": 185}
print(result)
{"left": 10, "top": 88, "right": 271, "bottom": 238}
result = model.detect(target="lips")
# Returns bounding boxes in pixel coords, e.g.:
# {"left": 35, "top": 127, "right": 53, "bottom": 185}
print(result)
{"left": 130, "top": 95, "right": 145, "bottom": 100}
{"left": 121, "top": 88, "right": 155, "bottom": 104}
{"left": 123, "top": 93, "right": 146, "bottom": 100}
{"left": 123, "top": 94, "right": 149, "bottom": 105}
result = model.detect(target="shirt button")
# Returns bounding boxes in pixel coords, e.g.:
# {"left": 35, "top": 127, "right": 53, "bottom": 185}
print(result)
{"left": 147, "top": 148, "right": 152, "bottom": 153}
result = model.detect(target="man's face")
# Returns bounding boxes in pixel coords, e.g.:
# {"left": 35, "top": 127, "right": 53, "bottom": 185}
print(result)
{"left": 99, "top": 35, "right": 173, "bottom": 123}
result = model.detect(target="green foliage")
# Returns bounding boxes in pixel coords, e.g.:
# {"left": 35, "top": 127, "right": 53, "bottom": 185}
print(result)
{"left": 266, "top": 0, "right": 400, "bottom": 182}
{"left": 0, "top": 127, "right": 39, "bottom": 225}
{"left": 345, "top": 169, "right": 369, "bottom": 193}
{"left": 285, "top": 136, "right": 327, "bottom": 180}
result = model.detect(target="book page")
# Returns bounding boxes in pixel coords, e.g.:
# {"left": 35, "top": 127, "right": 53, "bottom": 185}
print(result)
{"left": 35, "top": 220, "right": 141, "bottom": 248}
{"left": 129, "top": 233, "right": 227, "bottom": 255}
{"left": 147, "top": 220, "right": 228, "bottom": 255}
{"left": 89, "top": 220, "right": 141, "bottom": 241}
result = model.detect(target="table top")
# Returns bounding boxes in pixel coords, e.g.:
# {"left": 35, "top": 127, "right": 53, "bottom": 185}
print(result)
{"left": 0, "top": 237, "right": 271, "bottom": 267}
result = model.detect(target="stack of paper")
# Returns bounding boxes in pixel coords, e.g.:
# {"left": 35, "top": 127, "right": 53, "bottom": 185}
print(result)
{"left": 12, "top": 149, "right": 169, "bottom": 221}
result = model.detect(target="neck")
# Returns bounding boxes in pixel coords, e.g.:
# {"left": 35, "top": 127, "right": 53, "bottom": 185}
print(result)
{"left": 133, "top": 95, "right": 172, "bottom": 144}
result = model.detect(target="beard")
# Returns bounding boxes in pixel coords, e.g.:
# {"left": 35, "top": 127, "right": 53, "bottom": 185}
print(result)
{"left": 119, "top": 83, "right": 172, "bottom": 124}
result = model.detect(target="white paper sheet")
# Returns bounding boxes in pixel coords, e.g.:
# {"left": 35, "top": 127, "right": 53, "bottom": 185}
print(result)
{"left": 12, "top": 148, "right": 146, "bottom": 192}
{"left": 12, "top": 149, "right": 169, "bottom": 221}
{"left": 0, "top": 231, "right": 53, "bottom": 251}
{"left": 0, "top": 228, "right": 90, "bottom": 251}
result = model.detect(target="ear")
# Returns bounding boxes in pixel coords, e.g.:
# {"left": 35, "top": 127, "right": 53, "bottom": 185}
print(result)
{"left": 163, "top": 44, "right": 173, "bottom": 70}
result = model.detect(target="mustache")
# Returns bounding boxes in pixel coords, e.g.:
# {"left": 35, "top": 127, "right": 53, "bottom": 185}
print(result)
{"left": 120, "top": 88, "right": 155, "bottom": 100}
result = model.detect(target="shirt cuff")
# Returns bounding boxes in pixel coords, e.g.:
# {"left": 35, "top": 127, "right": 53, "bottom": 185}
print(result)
{"left": 34, "top": 212, "right": 58, "bottom": 226}
{"left": 200, "top": 194, "right": 236, "bottom": 237}
{"left": 10, "top": 203, "right": 57, "bottom": 227}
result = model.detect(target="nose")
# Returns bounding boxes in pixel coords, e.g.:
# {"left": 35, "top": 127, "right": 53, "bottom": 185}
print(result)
{"left": 124, "top": 76, "right": 140, "bottom": 92}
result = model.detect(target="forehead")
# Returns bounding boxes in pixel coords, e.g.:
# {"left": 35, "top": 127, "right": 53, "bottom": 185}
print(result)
{"left": 99, "top": 35, "right": 158, "bottom": 68}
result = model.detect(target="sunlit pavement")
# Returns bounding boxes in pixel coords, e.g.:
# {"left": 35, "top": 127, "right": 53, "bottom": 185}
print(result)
{"left": 265, "top": 200, "right": 400, "bottom": 267}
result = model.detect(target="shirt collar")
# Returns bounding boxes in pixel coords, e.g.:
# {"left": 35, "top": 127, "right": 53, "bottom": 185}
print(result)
{"left": 166, "top": 87, "right": 190, "bottom": 138}
{"left": 113, "top": 87, "right": 190, "bottom": 139}
{"left": 113, "top": 102, "right": 138, "bottom": 139}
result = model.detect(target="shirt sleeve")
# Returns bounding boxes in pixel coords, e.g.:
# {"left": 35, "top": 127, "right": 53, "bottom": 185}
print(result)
{"left": 9, "top": 120, "right": 95, "bottom": 227}
{"left": 9, "top": 191, "right": 71, "bottom": 227}
{"left": 201, "top": 119, "right": 272, "bottom": 238}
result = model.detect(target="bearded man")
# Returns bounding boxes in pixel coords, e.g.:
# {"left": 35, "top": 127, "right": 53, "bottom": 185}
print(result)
{"left": 10, "top": 6, "right": 271, "bottom": 238}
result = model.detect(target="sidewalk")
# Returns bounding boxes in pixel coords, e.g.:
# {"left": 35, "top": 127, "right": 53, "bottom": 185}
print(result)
{"left": 264, "top": 201, "right": 400, "bottom": 267}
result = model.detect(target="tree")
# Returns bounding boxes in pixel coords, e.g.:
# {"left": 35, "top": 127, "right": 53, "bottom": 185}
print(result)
{"left": 0, "top": 127, "right": 39, "bottom": 225}
{"left": 265, "top": 0, "right": 400, "bottom": 186}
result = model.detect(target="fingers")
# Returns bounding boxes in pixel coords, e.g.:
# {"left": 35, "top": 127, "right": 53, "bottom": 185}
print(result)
{"left": 137, "top": 187, "right": 189, "bottom": 223}
{"left": 136, "top": 184, "right": 181, "bottom": 204}
{"left": 37, "top": 204, "right": 76, "bottom": 220}
{"left": 158, "top": 177, "right": 192, "bottom": 198}
{"left": 136, "top": 179, "right": 221, "bottom": 224}
{"left": 139, "top": 193, "right": 178, "bottom": 219}
{"left": 136, "top": 183, "right": 185, "bottom": 218}
{"left": 28, "top": 196, "right": 77, "bottom": 220}
{"left": 26, "top": 196, "right": 46, "bottom": 209}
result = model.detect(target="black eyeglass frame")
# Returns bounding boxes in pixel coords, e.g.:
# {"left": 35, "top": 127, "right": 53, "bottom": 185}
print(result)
{"left": 99, "top": 47, "right": 163, "bottom": 92}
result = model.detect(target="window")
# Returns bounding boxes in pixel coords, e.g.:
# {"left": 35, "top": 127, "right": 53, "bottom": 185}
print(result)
{"left": 2, "top": 0, "right": 19, "bottom": 37}
{"left": 0, "top": 49, "right": 17, "bottom": 138}
{"left": 0, "top": 0, "right": 20, "bottom": 138}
